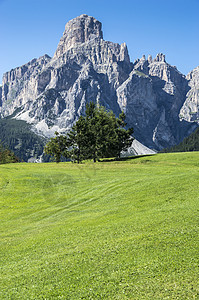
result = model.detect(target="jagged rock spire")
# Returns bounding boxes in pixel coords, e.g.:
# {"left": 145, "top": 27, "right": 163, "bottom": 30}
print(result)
{"left": 54, "top": 14, "right": 103, "bottom": 58}
{"left": 154, "top": 53, "right": 166, "bottom": 62}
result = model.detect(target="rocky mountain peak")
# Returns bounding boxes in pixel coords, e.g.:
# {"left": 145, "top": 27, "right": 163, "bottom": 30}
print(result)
{"left": 186, "top": 66, "right": 199, "bottom": 83}
{"left": 54, "top": 14, "right": 103, "bottom": 58}
{"left": 153, "top": 53, "right": 166, "bottom": 63}
{"left": 0, "top": 14, "right": 198, "bottom": 158}
{"left": 147, "top": 55, "right": 153, "bottom": 63}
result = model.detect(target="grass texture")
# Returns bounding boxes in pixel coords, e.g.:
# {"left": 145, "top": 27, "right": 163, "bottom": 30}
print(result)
{"left": 0, "top": 153, "right": 198, "bottom": 299}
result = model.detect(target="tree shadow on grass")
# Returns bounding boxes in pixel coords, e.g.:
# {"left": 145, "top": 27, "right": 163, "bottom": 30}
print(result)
{"left": 99, "top": 154, "right": 156, "bottom": 163}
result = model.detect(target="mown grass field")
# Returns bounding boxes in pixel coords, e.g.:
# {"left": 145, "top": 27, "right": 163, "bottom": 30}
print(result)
{"left": 0, "top": 153, "right": 198, "bottom": 299}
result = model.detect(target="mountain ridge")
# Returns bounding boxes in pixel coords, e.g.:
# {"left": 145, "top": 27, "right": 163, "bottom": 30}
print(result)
{"left": 0, "top": 14, "right": 198, "bottom": 155}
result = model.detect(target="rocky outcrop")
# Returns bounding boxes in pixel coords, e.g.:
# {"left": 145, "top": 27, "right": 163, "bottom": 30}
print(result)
{"left": 54, "top": 14, "right": 103, "bottom": 58}
{"left": 121, "top": 139, "right": 156, "bottom": 157}
{"left": 117, "top": 54, "right": 196, "bottom": 149}
{"left": 117, "top": 70, "right": 158, "bottom": 148}
{"left": 180, "top": 66, "right": 199, "bottom": 123}
{"left": 0, "top": 55, "right": 51, "bottom": 117}
{"left": 0, "top": 14, "right": 198, "bottom": 153}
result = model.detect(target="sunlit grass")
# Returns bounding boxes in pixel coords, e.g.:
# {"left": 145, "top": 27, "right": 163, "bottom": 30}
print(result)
{"left": 0, "top": 153, "right": 198, "bottom": 299}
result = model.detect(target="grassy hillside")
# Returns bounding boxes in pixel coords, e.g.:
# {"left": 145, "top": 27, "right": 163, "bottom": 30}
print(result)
{"left": 0, "top": 153, "right": 198, "bottom": 299}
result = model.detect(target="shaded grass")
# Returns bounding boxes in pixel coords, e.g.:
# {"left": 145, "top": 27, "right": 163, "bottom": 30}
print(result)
{"left": 0, "top": 153, "right": 199, "bottom": 299}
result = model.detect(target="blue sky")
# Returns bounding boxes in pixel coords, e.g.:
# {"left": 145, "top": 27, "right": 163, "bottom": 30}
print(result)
{"left": 0, "top": 0, "right": 198, "bottom": 81}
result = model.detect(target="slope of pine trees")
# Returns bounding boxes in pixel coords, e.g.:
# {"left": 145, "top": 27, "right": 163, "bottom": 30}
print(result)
{"left": 0, "top": 118, "right": 46, "bottom": 161}
{"left": 163, "top": 127, "right": 199, "bottom": 152}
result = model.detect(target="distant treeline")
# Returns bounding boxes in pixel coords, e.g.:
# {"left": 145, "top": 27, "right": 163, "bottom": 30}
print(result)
{"left": 163, "top": 127, "right": 199, "bottom": 152}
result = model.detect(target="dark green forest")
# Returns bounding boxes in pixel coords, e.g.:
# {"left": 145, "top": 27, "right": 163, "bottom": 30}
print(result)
{"left": 0, "top": 117, "right": 46, "bottom": 161}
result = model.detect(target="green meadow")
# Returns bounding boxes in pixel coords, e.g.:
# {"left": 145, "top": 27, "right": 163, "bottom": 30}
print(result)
{"left": 0, "top": 153, "right": 198, "bottom": 299}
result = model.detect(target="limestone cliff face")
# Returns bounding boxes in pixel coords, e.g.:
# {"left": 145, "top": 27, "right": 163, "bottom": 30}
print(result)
{"left": 54, "top": 14, "right": 103, "bottom": 58}
{"left": 180, "top": 66, "right": 199, "bottom": 123}
{"left": 0, "top": 15, "right": 198, "bottom": 150}
{"left": 0, "top": 55, "right": 51, "bottom": 117}
{"left": 117, "top": 54, "right": 196, "bottom": 149}
{"left": 117, "top": 71, "right": 159, "bottom": 148}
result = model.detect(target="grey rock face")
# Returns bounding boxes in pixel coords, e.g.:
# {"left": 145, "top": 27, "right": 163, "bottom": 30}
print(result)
{"left": 117, "top": 70, "right": 159, "bottom": 148}
{"left": 0, "top": 14, "right": 198, "bottom": 152}
{"left": 54, "top": 14, "right": 103, "bottom": 58}
{"left": 0, "top": 54, "right": 51, "bottom": 117}
{"left": 180, "top": 66, "right": 199, "bottom": 123}
{"left": 117, "top": 53, "right": 196, "bottom": 149}
{"left": 121, "top": 139, "right": 156, "bottom": 157}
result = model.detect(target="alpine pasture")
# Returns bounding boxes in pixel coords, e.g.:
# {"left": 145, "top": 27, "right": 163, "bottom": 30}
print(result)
{"left": 0, "top": 153, "right": 198, "bottom": 299}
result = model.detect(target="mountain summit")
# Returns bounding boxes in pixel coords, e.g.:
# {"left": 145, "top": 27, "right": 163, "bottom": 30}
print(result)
{"left": 54, "top": 14, "right": 103, "bottom": 58}
{"left": 0, "top": 15, "right": 198, "bottom": 153}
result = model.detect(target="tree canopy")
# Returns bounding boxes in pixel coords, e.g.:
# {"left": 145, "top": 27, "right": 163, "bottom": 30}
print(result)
{"left": 0, "top": 141, "right": 19, "bottom": 164}
{"left": 44, "top": 102, "right": 134, "bottom": 163}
